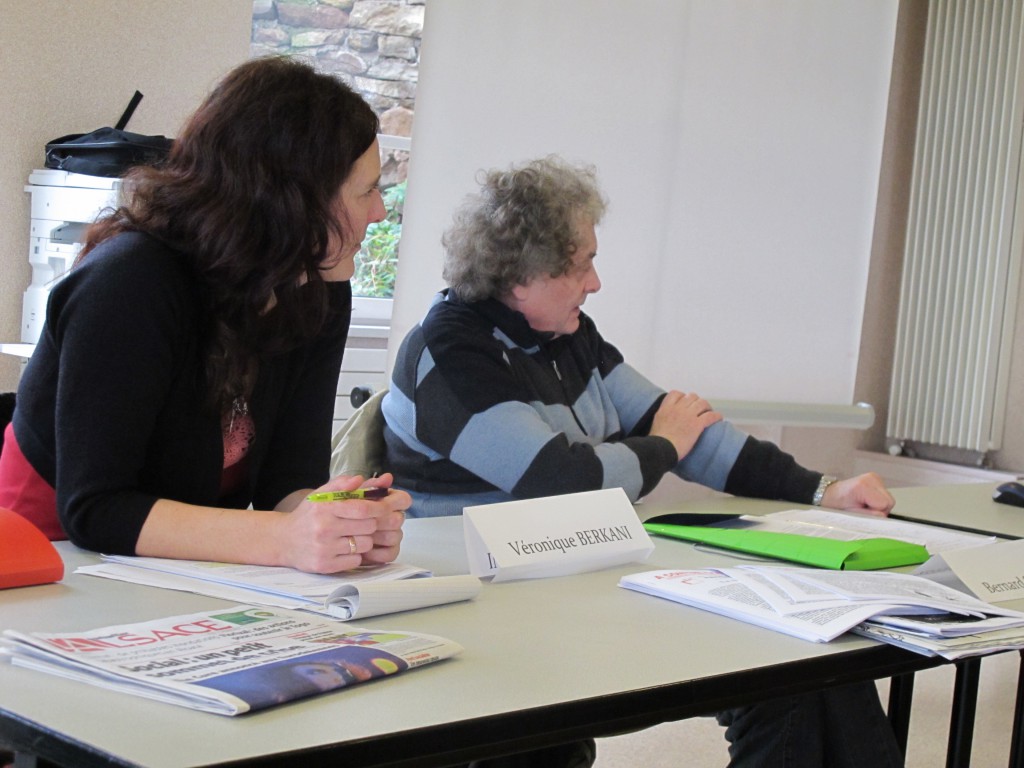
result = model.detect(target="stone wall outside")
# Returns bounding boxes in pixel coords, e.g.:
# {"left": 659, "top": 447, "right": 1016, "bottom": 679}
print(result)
{"left": 250, "top": 0, "right": 422, "bottom": 188}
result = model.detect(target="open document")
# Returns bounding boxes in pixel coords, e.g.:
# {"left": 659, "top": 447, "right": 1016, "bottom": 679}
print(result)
{"left": 77, "top": 556, "right": 481, "bottom": 620}
{"left": 620, "top": 566, "right": 1024, "bottom": 655}
{"left": 707, "top": 508, "right": 995, "bottom": 554}
{"left": 0, "top": 605, "right": 462, "bottom": 715}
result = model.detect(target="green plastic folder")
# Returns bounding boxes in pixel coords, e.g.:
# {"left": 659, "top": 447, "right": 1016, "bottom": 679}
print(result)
{"left": 642, "top": 523, "right": 929, "bottom": 570}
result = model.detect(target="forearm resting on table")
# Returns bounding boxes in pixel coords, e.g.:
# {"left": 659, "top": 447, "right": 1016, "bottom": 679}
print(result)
{"left": 135, "top": 498, "right": 292, "bottom": 565}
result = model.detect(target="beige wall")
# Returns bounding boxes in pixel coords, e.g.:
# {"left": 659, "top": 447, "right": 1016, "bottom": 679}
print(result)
{"left": 0, "top": 0, "right": 252, "bottom": 390}
{"left": 2, "top": 0, "right": 1019, "bottom": 476}
{"left": 782, "top": 0, "right": 1024, "bottom": 479}
{"left": 854, "top": 0, "right": 1024, "bottom": 475}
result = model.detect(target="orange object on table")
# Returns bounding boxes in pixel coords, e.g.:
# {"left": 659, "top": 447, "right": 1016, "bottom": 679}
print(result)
{"left": 0, "top": 506, "right": 64, "bottom": 588}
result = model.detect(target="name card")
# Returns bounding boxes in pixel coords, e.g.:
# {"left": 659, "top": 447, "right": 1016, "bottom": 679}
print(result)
{"left": 915, "top": 539, "right": 1024, "bottom": 604}
{"left": 464, "top": 488, "right": 654, "bottom": 582}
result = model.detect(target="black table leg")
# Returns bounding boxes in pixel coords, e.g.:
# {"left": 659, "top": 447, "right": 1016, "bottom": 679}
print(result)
{"left": 888, "top": 672, "right": 915, "bottom": 762}
{"left": 946, "top": 657, "right": 982, "bottom": 768}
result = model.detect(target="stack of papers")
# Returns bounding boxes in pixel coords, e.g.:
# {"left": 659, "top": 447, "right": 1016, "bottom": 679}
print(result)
{"left": 77, "top": 556, "right": 481, "bottom": 621}
{"left": 620, "top": 566, "right": 1024, "bottom": 658}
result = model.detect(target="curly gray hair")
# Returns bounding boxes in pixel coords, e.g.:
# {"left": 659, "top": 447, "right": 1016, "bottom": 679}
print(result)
{"left": 442, "top": 156, "right": 608, "bottom": 301}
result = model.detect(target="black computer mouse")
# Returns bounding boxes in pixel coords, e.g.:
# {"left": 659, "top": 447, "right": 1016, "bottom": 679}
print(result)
{"left": 993, "top": 481, "right": 1024, "bottom": 507}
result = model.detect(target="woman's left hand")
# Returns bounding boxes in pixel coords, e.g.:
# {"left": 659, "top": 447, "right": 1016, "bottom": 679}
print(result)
{"left": 355, "top": 473, "right": 408, "bottom": 565}
{"left": 276, "top": 473, "right": 410, "bottom": 573}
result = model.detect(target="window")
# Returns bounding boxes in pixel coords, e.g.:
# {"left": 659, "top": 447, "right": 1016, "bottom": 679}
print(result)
{"left": 250, "top": 1, "right": 424, "bottom": 326}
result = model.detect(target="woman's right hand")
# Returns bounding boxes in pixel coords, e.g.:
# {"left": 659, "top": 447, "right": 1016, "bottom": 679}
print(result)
{"left": 649, "top": 391, "right": 722, "bottom": 462}
{"left": 277, "top": 474, "right": 410, "bottom": 573}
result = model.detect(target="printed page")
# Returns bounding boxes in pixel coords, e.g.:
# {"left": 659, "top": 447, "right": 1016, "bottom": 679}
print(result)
{"left": 620, "top": 565, "right": 1024, "bottom": 646}
{"left": 619, "top": 569, "right": 895, "bottom": 642}
{"left": 747, "top": 566, "right": 1024, "bottom": 619}
{"left": 321, "top": 575, "right": 482, "bottom": 620}
{"left": 77, "top": 563, "right": 480, "bottom": 619}
{"left": 720, "top": 509, "right": 994, "bottom": 554}
{"left": 853, "top": 622, "right": 1024, "bottom": 660}
{"left": 95, "top": 556, "right": 430, "bottom": 599}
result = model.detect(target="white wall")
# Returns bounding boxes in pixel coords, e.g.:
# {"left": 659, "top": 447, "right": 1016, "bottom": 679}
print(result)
{"left": 392, "top": 0, "right": 898, "bottom": 407}
{"left": 0, "top": 0, "right": 252, "bottom": 390}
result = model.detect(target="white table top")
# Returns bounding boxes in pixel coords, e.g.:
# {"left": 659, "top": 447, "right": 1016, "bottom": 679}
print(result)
{"left": 0, "top": 497, "right": 962, "bottom": 768}
{"left": 888, "top": 482, "right": 1024, "bottom": 539}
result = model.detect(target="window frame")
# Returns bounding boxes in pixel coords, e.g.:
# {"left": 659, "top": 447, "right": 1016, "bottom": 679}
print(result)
{"left": 350, "top": 133, "right": 411, "bottom": 327}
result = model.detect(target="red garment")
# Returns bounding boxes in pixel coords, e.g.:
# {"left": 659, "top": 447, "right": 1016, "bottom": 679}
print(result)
{"left": 0, "top": 422, "right": 64, "bottom": 540}
{"left": 0, "top": 405, "right": 256, "bottom": 541}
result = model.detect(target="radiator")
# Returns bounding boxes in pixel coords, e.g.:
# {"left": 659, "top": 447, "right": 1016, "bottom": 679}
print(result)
{"left": 887, "top": 0, "right": 1024, "bottom": 456}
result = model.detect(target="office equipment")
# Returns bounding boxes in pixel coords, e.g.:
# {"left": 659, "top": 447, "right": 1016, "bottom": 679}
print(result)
{"left": 21, "top": 170, "right": 120, "bottom": 345}
{"left": 308, "top": 487, "right": 389, "bottom": 501}
{"left": 994, "top": 481, "right": 1024, "bottom": 508}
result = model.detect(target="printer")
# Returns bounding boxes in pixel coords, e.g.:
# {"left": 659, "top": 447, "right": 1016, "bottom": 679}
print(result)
{"left": 20, "top": 169, "right": 121, "bottom": 344}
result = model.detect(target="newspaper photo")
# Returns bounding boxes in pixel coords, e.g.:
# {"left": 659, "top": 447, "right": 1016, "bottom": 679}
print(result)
{"left": 1, "top": 605, "right": 463, "bottom": 716}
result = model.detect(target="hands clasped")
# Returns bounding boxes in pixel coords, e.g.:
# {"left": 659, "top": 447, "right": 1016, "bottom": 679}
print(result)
{"left": 650, "top": 391, "right": 723, "bottom": 462}
{"left": 284, "top": 473, "right": 409, "bottom": 573}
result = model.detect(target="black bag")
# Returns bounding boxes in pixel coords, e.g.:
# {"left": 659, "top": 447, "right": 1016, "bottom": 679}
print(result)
{"left": 44, "top": 91, "right": 173, "bottom": 178}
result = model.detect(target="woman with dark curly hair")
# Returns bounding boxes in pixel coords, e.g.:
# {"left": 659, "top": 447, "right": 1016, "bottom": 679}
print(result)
{"left": 0, "top": 56, "right": 408, "bottom": 573}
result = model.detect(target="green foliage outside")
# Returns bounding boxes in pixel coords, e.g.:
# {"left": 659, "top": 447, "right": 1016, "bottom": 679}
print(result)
{"left": 352, "top": 181, "right": 405, "bottom": 298}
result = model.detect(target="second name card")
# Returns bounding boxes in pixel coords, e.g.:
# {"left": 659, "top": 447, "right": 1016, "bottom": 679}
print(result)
{"left": 464, "top": 488, "right": 654, "bottom": 582}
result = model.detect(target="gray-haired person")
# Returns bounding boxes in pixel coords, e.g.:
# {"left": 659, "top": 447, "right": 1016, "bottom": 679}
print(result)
{"left": 381, "top": 155, "right": 904, "bottom": 768}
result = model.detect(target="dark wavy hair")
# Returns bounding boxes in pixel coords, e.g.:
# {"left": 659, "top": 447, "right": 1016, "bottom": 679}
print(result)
{"left": 442, "top": 156, "right": 607, "bottom": 302}
{"left": 82, "top": 56, "right": 380, "bottom": 410}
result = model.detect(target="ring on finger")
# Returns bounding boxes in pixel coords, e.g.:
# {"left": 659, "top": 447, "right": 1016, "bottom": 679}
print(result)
{"left": 347, "top": 535, "right": 357, "bottom": 555}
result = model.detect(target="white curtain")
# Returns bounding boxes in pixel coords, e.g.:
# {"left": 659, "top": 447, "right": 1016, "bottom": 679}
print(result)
{"left": 390, "top": 0, "right": 898, "bottom": 405}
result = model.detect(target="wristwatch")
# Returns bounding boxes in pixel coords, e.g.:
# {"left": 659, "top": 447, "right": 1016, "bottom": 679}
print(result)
{"left": 812, "top": 475, "right": 838, "bottom": 506}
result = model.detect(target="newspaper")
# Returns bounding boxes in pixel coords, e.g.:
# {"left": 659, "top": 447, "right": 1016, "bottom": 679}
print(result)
{"left": 76, "top": 556, "right": 482, "bottom": 620}
{"left": 0, "top": 605, "right": 463, "bottom": 716}
{"left": 619, "top": 565, "right": 1024, "bottom": 645}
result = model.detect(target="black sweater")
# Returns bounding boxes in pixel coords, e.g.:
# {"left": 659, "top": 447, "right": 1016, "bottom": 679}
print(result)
{"left": 14, "top": 232, "right": 350, "bottom": 554}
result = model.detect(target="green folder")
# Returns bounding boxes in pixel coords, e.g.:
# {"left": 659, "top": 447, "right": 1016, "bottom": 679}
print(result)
{"left": 642, "top": 523, "right": 929, "bottom": 570}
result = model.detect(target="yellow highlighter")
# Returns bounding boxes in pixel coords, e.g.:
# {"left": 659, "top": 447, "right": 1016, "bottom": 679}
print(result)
{"left": 307, "top": 487, "right": 389, "bottom": 502}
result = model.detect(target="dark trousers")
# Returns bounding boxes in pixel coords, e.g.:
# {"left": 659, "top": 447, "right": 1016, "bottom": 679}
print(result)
{"left": 716, "top": 682, "right": 904, "bottom": 768}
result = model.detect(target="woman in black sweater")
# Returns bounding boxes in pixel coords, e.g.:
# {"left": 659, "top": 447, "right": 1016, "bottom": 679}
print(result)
{"left": 0, "top": 57, "right": 408, "bottom": 573}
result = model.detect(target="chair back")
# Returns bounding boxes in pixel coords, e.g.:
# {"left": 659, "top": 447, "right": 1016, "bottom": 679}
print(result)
{"left": 329, "top": 388, "right": 388, "bottom": 479}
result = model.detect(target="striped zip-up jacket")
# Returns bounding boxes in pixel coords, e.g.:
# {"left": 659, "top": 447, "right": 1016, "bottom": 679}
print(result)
{"left": 383, "top": 290, "right": 820, "bottom": 518}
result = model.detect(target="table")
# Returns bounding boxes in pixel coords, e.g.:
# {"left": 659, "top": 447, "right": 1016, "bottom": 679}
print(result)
{"left": 0, "top": 495, "right": 980, "bottom": 768}
{"left": 889, "top": 482, "right": 1024, "bottom": 540}
{"left": 891, "top": 483, "right": 1024, "bottom": 768}
{"left": 643, "top": 482, "right": 1024, "bottom": 768}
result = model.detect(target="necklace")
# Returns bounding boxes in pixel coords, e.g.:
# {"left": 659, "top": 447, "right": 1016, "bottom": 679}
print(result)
{"left": 224, "top": 395, "right": 249, "bottom": 436}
